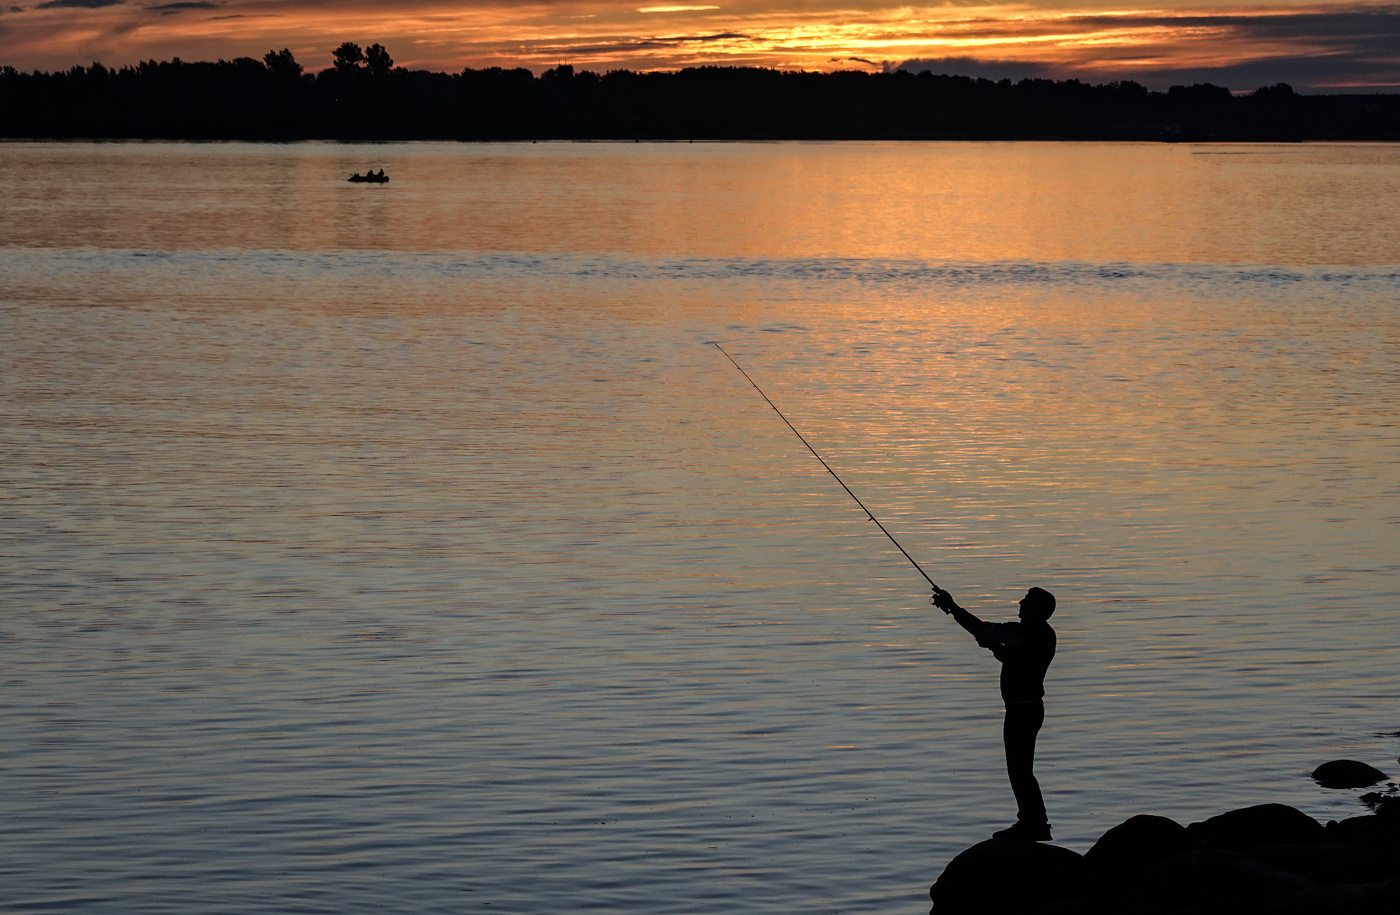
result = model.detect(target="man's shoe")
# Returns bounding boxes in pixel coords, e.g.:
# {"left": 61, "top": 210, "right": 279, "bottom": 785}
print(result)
{"left": 992, "top": 821, "right": 1052, "bottom": 842}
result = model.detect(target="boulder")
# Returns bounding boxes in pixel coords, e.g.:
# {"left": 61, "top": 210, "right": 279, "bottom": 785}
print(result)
{"left": 935, "top": 796, "right": 1400, "bottom": 914}
{"left": 1025, "top": 904, "right": 1189, "bottom": 915}
{"left": 1265, "top": 882, "right": 1389, "bottom": 915}
{"left": 1249, "top": 842, "right": 1400, "bottom": 884}
{"left": 1186, "top": 804, "right": 1324, "bottom": 851}
{"left": 1142, "top": 848, "right": 1314, "bottom": 912}
{"left": 931, "top": 838, "right": 1088, "bottom": 914}
{"left": 1084, "top": 814, "right": 1198, "bottom": 881}
{"left": 1325, "top": 812, "right": 1400, "bottom": 849}
{"left": 1358, "top": 792, "right": 1399, "bottom": 818}
{"left": 1270, "top": 874, "right": 1400, "bottom": 915}
{"left": 1312, "top": 760, "right": 1389, "bottom": 789}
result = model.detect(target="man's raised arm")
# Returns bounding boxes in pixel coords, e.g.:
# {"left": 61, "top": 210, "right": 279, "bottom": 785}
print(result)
{"left": 932, "top": 587, "right": 1016, "bottom": 651}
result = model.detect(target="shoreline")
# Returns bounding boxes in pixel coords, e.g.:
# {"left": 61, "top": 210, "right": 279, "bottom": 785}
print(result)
{"left": 5, "top": 63, "right": 1400, "bottom": 142}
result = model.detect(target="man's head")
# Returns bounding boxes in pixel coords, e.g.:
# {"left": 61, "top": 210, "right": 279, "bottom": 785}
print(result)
{"left": 1018, "top": 587, "right": 1056, "bottom": 622}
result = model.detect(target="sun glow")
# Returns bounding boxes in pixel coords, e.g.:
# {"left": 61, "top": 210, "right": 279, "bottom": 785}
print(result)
{"left": 2, "top": 2, "right": 1397, "bottom": 90}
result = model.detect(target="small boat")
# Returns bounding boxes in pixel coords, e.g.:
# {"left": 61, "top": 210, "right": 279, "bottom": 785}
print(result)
{"left": 348, "top": 171, "right": 389, "bottom": 183}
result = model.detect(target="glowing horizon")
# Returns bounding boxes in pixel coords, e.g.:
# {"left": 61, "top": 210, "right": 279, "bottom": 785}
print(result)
{"left": 2, "top": 1, "right": 1398, "bottom": 90}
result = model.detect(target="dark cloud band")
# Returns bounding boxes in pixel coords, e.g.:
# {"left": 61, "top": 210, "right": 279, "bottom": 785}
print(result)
{"left": 147, "top": 2, "right": 222, "bottom": 11}
{"left": 894, "top": 5, "right": 1400, "bottom": 90}
{"left": 36, "top": 0, "right": 124, "bottom": 8}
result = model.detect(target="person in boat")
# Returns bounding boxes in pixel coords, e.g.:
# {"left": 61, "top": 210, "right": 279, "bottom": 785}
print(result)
{"left": 932, "top": 585, "right": 1057, "bottom": 841}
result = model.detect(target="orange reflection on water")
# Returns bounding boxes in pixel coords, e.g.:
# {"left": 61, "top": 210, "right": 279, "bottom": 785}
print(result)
{"left": 5, "top": 141, "right": 1400, "bottom": 266}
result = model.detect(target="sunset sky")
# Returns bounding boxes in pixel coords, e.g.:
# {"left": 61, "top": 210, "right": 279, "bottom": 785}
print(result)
{"left": 3, "top": 1, "right": 1399, "bottom": 90}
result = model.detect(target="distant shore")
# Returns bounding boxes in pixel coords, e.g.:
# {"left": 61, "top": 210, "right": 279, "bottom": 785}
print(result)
{"left": 3, "top": 58, "right": 1400, "bottom": 142}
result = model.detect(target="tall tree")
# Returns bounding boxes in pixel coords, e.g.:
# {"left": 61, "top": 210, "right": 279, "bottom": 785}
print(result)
{"left": 333, "top": 43, "right": 364, "bottom": 72}
{"left": 365, "top": 44, "right": 394, "bottom": 78}
{"left": 264, "top": 48, "right": 302, "bottom": 79}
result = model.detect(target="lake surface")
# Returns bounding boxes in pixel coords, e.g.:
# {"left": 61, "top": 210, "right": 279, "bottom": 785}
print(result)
{"left": 2, "top": 140, "right": 1398, "bottom": 914}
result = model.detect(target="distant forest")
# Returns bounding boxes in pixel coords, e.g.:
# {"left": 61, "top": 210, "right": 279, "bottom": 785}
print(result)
{"left": 4, "top": 43, "right": 1400, "bottom": 141}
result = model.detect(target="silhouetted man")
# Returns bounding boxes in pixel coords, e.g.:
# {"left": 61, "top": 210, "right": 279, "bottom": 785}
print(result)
{"left": 932, "top": 586, "right": 1057, "bottom": 841}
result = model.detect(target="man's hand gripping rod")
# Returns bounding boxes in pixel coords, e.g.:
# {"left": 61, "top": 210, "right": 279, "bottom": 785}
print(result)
{"left": 713, "top": 343, "right": 950, "bottom": 610}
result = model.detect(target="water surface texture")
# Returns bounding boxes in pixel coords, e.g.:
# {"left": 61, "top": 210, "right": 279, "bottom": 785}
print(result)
{"left": 3, "top": 141, "right": 1399, "bottom": 914}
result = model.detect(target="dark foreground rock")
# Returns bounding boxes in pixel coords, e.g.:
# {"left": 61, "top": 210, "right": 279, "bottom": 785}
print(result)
{"left": 931, "top": 799, "right": 1400, "bottom": 914}
{"left": 1082, "top": 814, "right": 1197, "bottom": 882}
{"left": 1185, "top": 803, "right": 1325, "bottom": 850}
{"left": 930, "top": 839, "right": 1087, "bottom": 915}
{"left": 1141, "top": 848, "right": 1312, "bottom": 911}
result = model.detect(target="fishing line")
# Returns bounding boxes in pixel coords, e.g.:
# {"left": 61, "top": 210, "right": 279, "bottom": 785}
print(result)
{"left": 713, "top": 343, "right": 940, "bottom": 591}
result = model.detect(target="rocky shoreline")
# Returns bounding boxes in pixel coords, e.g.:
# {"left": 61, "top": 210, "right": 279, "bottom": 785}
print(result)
{"left": 930, "top": 765, "right": 1399, "bottom": 914}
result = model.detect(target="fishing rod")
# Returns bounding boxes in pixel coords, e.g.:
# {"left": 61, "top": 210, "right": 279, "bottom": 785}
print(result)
{"left": 713, "top": 343, "right": 942, "bottom": 594}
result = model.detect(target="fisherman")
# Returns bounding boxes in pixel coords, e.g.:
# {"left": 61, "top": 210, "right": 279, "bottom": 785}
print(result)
{"left": 932, "top": 585, "right": 1057, "bottom": 841}
{"left": 710, "top": 344, "right": 1060, "bottom": 839}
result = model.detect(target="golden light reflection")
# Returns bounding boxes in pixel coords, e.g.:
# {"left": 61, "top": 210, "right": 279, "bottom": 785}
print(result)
{"left": 1, "top": 2, "right": 1396, "bottom": 90}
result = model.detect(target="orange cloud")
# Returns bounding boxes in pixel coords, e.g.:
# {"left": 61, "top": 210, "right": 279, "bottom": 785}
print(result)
{"left": 1, "top": 2, "right": 1397, "bottom": 89}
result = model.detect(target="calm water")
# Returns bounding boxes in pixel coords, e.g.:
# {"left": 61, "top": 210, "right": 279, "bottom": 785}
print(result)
{"left": 2, "top": 141, "right": 1399, "bottom": 914}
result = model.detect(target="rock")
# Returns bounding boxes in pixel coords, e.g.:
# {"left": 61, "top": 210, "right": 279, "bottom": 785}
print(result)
{"left": 1084, "top": 814, "right": 1198, "bottom": 881}
{"left": 1325, "top": 813, "right": 1400, "bottom": 849}
{"left": 1270, "top": 874, "right": 1400, "bottom": 915}
{"left": 1016, "top": 902, "right": 1087, "bottom": 915}
{"left": 1312, "top": 760, "right": 1389, "bottom": 789}
{"left": 935, "top": 796, "right": 1400, "bottom": 914}
{"left": 1186, "top": 804, "right": 1324, "bottom": 851}
{"left": 1027, "top": 904, "right": 1189, "bottom": 915}
{"left": 930, "top": 838, "right": 1088, "bottom": 914}
{"left": 1265, "top": 882, "right": 1388, "bottom": 915}
{"left": 1250, "top": 842, "right": 1400, "bottom": 884}
{"left": 1358, "top": 792, "right": 1399, "bottom": 818}
{"left": 1142, "top": 848, "right": 1314, "bottom": 912}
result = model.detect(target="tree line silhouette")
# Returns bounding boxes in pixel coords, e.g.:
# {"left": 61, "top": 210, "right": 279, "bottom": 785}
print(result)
{"left": 3, "top": 44, "right": 1398, "bottom": 141}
